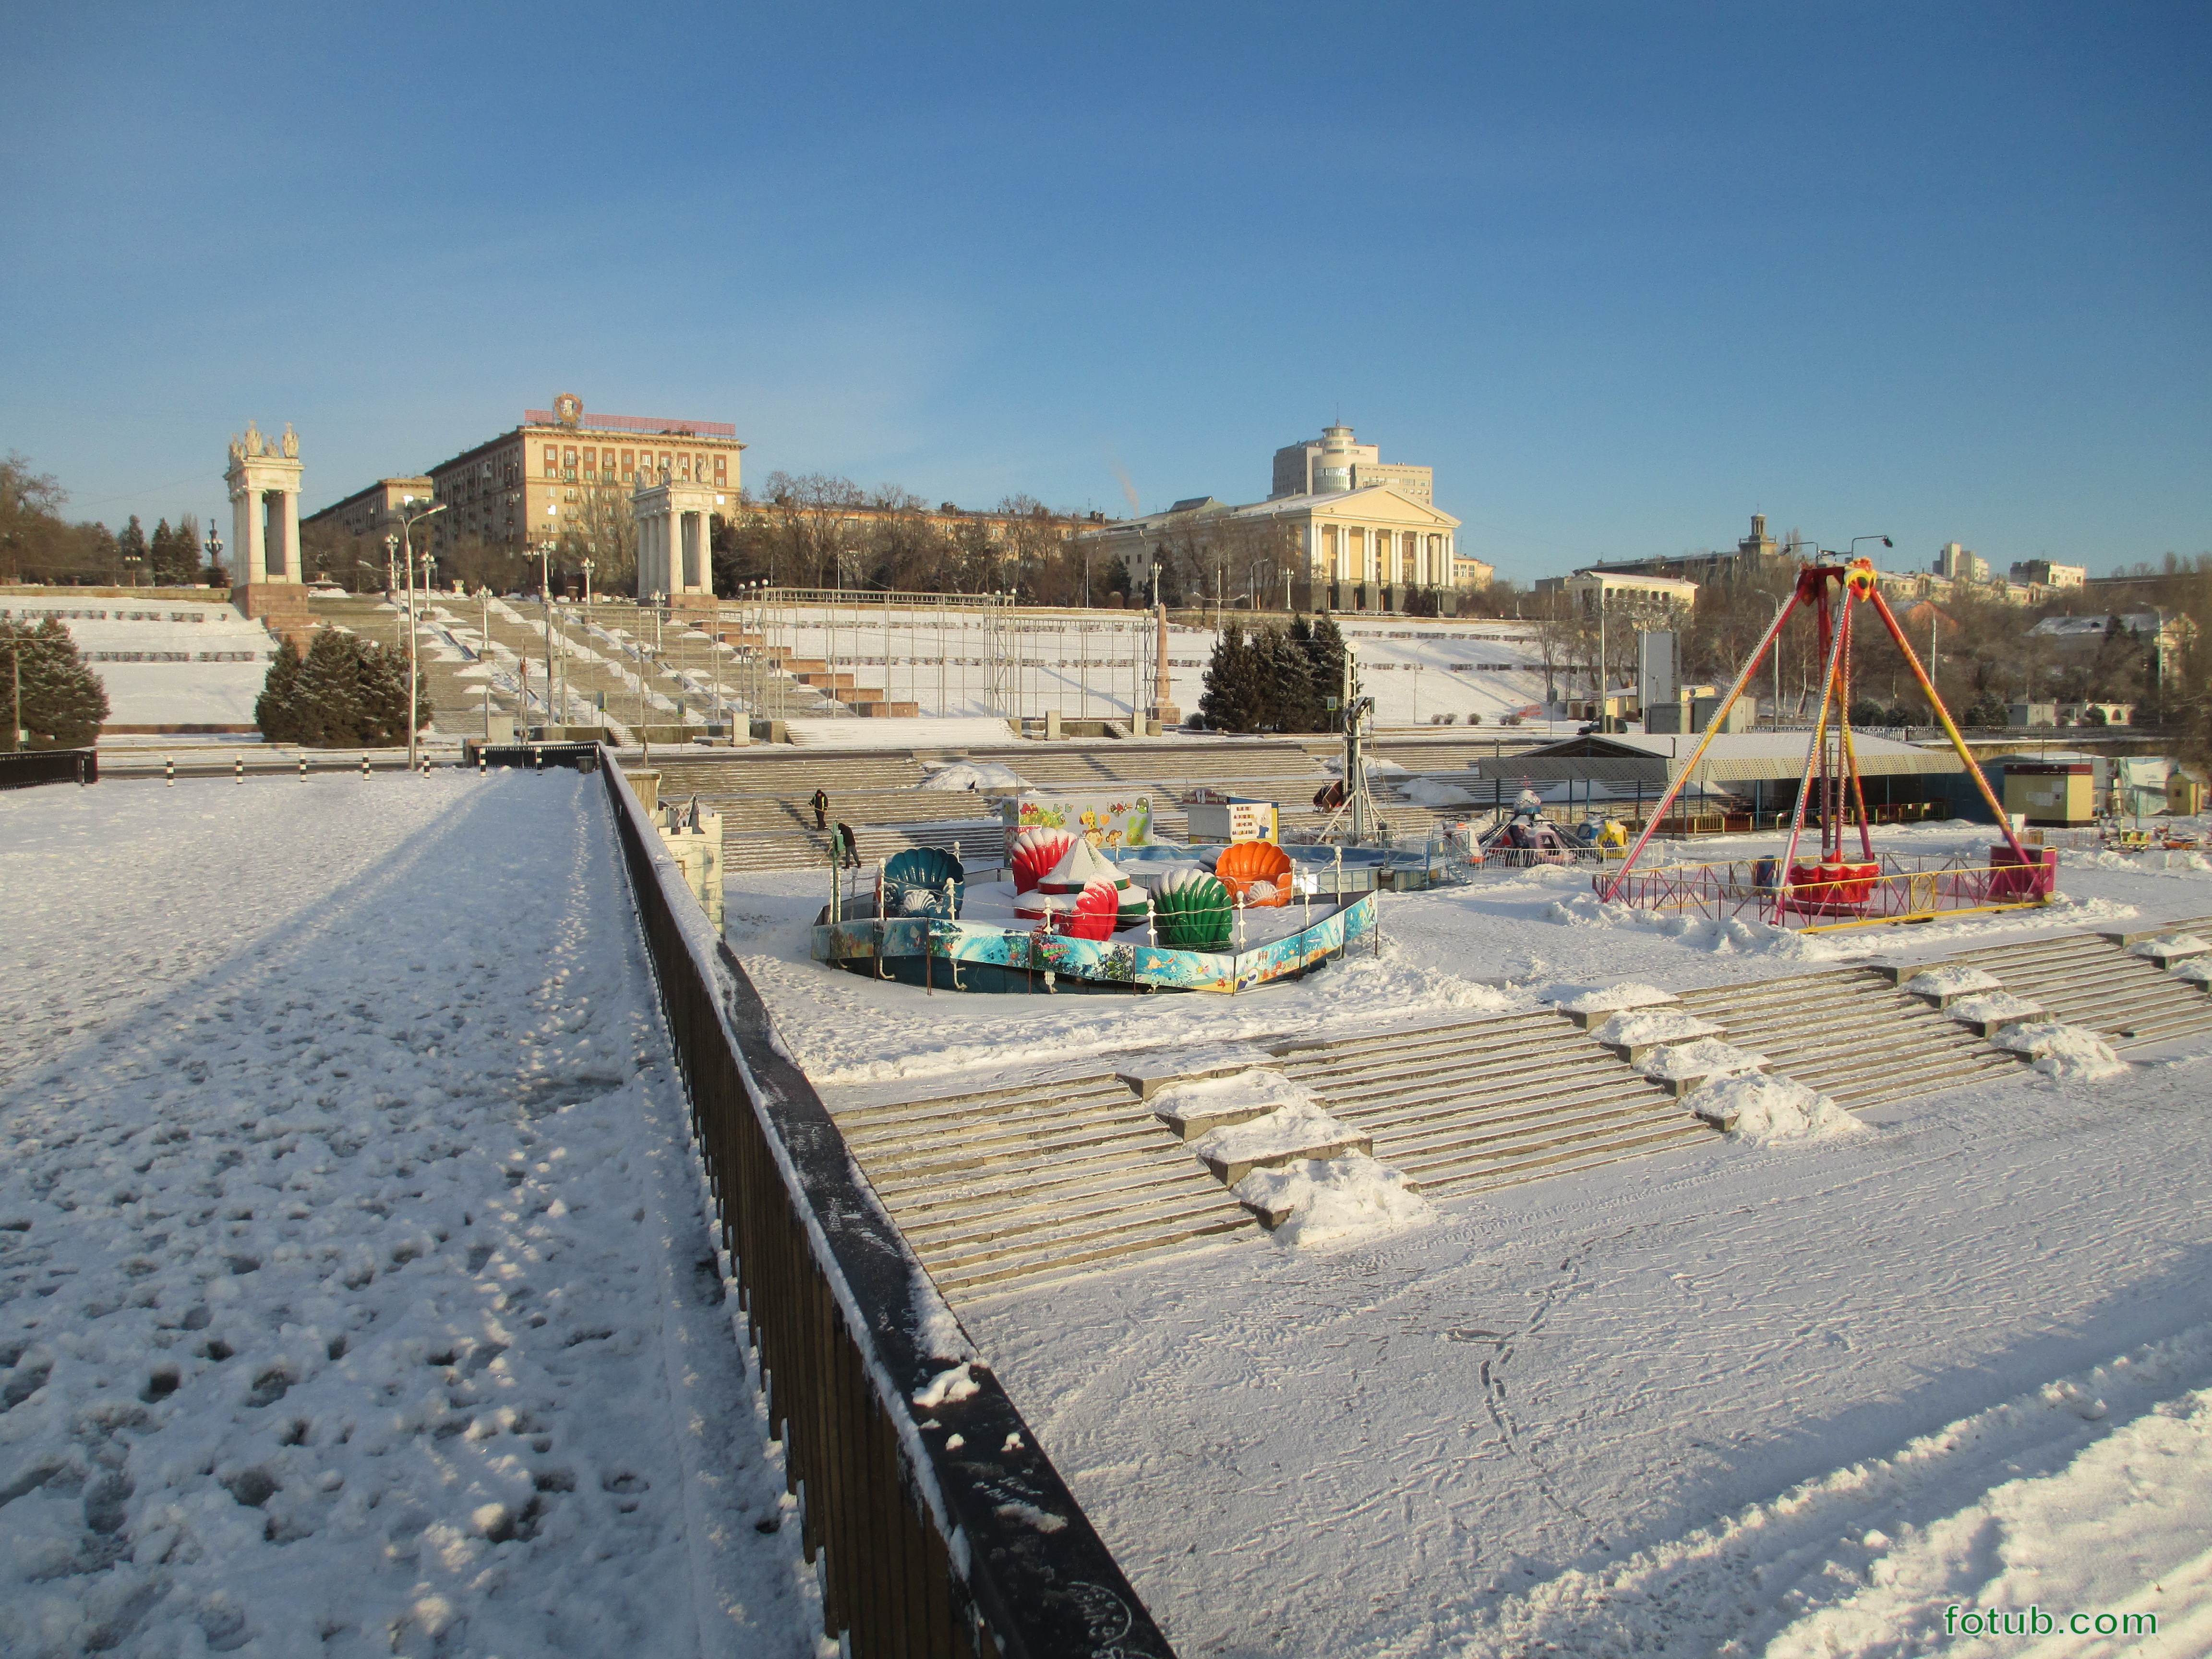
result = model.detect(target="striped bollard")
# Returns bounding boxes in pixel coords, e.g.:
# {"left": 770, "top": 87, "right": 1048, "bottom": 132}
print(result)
{"left": 234, "top": 755, "right": 242, "bottom": 786}
{"left": 360, "top": 753, "right": 369, "bottom": 779}
{"left": 164, "top": 756, "right": 173, "bottom": 788}
{"left": 299, "top": 754, "right": 307, "bottom": 783}
{"left": 478, "top": 749, "right": 487, "bottom": 776}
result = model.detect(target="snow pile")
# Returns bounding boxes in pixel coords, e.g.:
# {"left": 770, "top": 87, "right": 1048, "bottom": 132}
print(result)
{"left": 1148, "top": 1066, "right": 1314, "bottom": 1130}
{"left": 1543, "top": 890, "right": 1853, "bottom": 961}
{"left": 1688, "top": 1074, "right": 1863, "bottom": 1143}
{"left": 1991, "top": 1020, "right": 2131, "bottom": 1081}
{"left": 1640, "top": 1038, "right": 1767, "bottom": 1083}
{"left": 1945, "top": 990, "right": 2044, "bottom": 1029}
{"left": 1188, "top": 1096, "right": 1365, "bottom": 1171}
{"left": 1589, "top": 1009, "right": 1722, "bottom": 1049}
{"left": 2175, "top": 959, "right": 2212, "bottom": 986}
{"left": 1551, "top": 982, "right": 1677, "bottom": 1017}
{"left": 921, "top": 761, "right": 1029, "bottom": 792}
{"left": 1230, "top": 1154, "right": 1431, "bottom": 1249}
{"left": 1902, "top": 963, "right": 2004, "bottom": 999}
{"left": 2131, "top": 931, "right": 2211, "bottom": 961}
{"left": 1399, "top": 776, "right": 1479, "bottom": 806}
{"left": 1322, "top": 754, "right": 1410, "bottom": 777}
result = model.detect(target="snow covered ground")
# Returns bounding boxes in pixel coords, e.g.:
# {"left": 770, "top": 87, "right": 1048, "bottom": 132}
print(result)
{"left": 722, "top": 822, "right": 2212, "bottom": 1655}
{"left": 4, "top": 599, "right": 276, "bottom": 728}
{"left": 0, "top": 774, "right": 822, "bottom": 1659}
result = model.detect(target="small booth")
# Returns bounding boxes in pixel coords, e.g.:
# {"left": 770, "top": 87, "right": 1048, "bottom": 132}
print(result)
{"left": 2004, "top": 761, "right": 2097, "bottom": 828}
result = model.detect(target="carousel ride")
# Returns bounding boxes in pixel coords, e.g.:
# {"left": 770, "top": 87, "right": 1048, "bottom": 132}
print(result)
{"left": 813, "top": 824, "right": 1383, "bottom": 995}
{"left": 1599, "top": 558, "right": 2057, "bottom": 931}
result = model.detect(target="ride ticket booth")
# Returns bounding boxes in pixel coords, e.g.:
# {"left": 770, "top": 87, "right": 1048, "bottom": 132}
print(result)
{"left": 2003, "top": 761, "right": 2096, "bottom": 828}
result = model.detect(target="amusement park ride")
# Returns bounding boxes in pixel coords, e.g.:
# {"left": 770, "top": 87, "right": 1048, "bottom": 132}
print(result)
{"left": 1599, "top": 557, "right": 2057, "bottom": 931}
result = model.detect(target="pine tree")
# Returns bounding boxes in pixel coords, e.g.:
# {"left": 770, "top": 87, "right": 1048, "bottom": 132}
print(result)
{"left": 1261, "top": 624, "right": 1322, "bottom": 733}
{"left": 1198, "top": 621, "right": 1262, "bottom": 732}
{"left": 1, "top": 618, "right": 109, "bottom": 748}
{"left": 255, "top": 639, "right": 306, "bottom": 742}
{"left": 116, "top": 515, "right": 148, "bottom": 584}
{"left": 1304, "top": 614, "right": 1347, "bottom": 728}
{"left": 256, "top": 632, "right": 430, "bottom": 746}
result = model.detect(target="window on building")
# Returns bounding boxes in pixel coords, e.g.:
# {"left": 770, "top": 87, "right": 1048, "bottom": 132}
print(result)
{"left": 543, "top": 445, "right": 556, "bottom": 479}
{"left": 659, "top": 451, "right": 672, "bottom": 478}
{"left": 713, "top": 455, "right": 727, "bottom": 483}
{"left": 621, "top": 448, "right": 635, "bottom": 481}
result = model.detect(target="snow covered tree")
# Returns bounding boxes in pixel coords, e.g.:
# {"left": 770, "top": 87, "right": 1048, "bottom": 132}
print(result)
{"left": 1, "top": 617, "right": 108, "bottom": 749}
{"left": 115, "top": 515, "right": 148, "bottom": 584}
{"left": 1302, "top": 614, "right": 1347, "bottom": 721}
{"left": 1197, "top": 621, "right": 1264, "bottom": 732}
{"left": 256, "top": 631, "right": 428, "bottom": 746}
{"left": 1260, "top": 624, "right": 1322, "bottom": 732}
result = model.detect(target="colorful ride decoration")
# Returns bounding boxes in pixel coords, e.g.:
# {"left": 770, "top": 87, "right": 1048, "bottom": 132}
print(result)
{"left": 1214, "top": 839, "right": 1294, "bottom": 907}
{"left": 1010, "top": 827, "right": 1076, "bottom": 893}
{"left": 1013, "top": 837, "right": 1146, "bottom": 928}
{"left": 1598, "top": 557, "right": 2056, "bottom": 930}
{"left": 881, "top": 846, "right": 965, "bottom": 920}
{"left": 1152, "top": 869, "right": 1234, "bottom": 950}
{"left": 1056, "top": 880, "right": 1122, "bottom": 940}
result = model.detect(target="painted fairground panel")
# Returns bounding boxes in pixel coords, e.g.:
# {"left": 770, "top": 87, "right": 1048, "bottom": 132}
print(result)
{"left": 1003, "top": 793, "right": 1155, "bottom": 849}
{"left": 811, "top": 894, "right": 1375, "bottom": 994}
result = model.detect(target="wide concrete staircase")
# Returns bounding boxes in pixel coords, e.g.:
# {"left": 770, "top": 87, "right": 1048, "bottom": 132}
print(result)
{"left": 1939, "top": 922, "right": 2212, "bottom": 1048}
{"left": 1671, "top": 968, "right": 2020, "bottom": 1108}
{"left": 1268, "top": 1014, "right": 1704, "bottom": 1197}
{"left": 823, "top": 1071, "right": 1261, "bottom": 1301}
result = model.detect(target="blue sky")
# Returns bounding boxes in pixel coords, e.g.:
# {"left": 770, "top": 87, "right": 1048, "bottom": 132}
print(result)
{"left": 3, "top": 2, "right": 2205, "bottom": 582}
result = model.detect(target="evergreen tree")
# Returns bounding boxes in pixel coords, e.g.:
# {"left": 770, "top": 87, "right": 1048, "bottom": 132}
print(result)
{"left": 256, "top": 631, "right": 429, "bottom": 746}
{"left": 116, "top": 515, "right": 148, "bottom": 584}
{"left": 255, "top": 639, "right": 306, "bottom": 742}
{"left": 1303, "top": 614, "right": 1348, "bottom": 726}
{"left": 1, "top": 618, "right": 109, "bottom": 748}
{"left": 1197, "top": 621, "right": 1264, "bottom": 732}
{"left": 149, "top": 517, "right": 199, "bottom": 586}
{"left": 1260, "top": 624, "right": 1321, "bottom": 733}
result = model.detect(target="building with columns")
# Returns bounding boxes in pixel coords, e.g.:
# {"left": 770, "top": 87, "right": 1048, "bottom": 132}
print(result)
{"left": 633, "top": 474, "right": 718, "bottom": 609}
{"left": 1073, "top": 421, "right": 1480, "bottom": 613}
{"left": 1073, "top": 484, "right": 1474, "bottom": 613}
{"left": 305, "top": 393, "right": 745, "bottom": 564}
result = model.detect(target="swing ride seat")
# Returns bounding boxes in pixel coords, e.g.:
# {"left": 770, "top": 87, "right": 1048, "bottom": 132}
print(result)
{"left": 1988, "top": 844, "right": 2058, "bottom": 901}
{"left": 1782, "top": 856, "right": 1881, "bottom": 915}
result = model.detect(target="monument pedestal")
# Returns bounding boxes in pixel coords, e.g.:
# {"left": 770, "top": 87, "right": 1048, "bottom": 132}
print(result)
{"left": 233, "top": 582, "right": 314, "bottom": 650}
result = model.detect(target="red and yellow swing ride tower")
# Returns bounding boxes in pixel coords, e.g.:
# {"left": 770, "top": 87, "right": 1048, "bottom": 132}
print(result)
{"left": 1599, "top": 558, "right": 2057, "bottom": 930}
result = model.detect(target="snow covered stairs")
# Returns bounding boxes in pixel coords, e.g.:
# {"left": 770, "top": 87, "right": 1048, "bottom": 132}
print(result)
{"left": 1671, "top": 968, "right": 2019, "bottom": 1110}
{"left": 1933, "top": 927, "right": 2212, "bottom": 1049}
{"left": 1269, "top": 1014, "right": 1706, "bottom": 1197}
{"left": 822, "top": 1071, "right": 1261, "bottom": 1302}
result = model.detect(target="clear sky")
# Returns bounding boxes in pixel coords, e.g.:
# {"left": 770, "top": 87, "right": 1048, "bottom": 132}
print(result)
{"left": 3, "top": 2, "right": 2206, "bottom": 583}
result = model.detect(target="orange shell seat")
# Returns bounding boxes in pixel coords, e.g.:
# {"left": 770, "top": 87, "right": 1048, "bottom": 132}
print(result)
{"left": 1214, "top": 840, "right": 1294, "bottom": 907}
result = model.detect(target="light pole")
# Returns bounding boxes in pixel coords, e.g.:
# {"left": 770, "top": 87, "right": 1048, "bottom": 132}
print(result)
{"left": 581, "top": 557, "right": 594, "bottom": 607}
{"left": 205, "top": 523, "right": 223, "bottom": 588}
{"left": 392, "top": 496, "right": 446, "bottom": 771}
{"left": 538, "top": 503, "right": 559, "bottom": 733}
{"left": 122, "top": 553, "right": 143, "bottom": 588}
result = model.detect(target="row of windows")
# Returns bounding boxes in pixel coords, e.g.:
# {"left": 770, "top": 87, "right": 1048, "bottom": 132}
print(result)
{"left": 540, "top": 443, "right": 729, "bottom": 487}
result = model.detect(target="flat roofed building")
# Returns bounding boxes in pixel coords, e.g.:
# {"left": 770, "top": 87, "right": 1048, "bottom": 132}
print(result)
{"left": 310, "top": 478, "right": 435, "bottom": 542}
{"left": 1270, "top": 424, "right": 1433, "bottom": 505}
{"left": 306, "top": 393, "right": 746, "bottom": 557}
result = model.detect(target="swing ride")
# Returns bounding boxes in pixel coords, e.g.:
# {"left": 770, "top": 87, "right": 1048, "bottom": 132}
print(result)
{"left": 1598, "top": 558, "right": 2057, "bottom": 932}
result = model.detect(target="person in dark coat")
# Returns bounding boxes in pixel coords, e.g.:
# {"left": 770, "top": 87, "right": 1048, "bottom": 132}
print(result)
{"left": 811, "top": 787, "right": 829, "bottom": 830}
{"left": 836, "top": 821, "right": 860, "bottom": 869}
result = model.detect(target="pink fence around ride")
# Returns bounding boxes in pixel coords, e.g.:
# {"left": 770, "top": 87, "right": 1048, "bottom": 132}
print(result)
{"left": 1597, "top": 849, "right": 2056, "bottom": 930}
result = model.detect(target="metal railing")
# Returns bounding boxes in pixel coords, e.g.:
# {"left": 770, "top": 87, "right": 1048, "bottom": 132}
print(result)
{"left": 1598, "top": 849, "right": 2056, "bottom": 932}
{"left": 600, "top": 753, "right": 1175, "bottom": 1658}
{"left": 0, "top": 748, "right": 97, "bottom": 789}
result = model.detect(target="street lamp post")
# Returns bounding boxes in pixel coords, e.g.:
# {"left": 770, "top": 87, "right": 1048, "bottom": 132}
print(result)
{"left": 392, "top": 497, "right": 447, "bottom": 770}
{"left": 538, "top": 504, "right": 559, "bottom": 733}
{"left": 122, "top": 553, "right": 143, "bottom": 588}
{"left": 205, "top": 524, "right": 223, "bottom": 588}
{"left": 581, "top": 557, "right": 594, "bottom": 607}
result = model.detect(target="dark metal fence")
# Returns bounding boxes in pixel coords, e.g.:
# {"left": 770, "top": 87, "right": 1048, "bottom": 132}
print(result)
{"left": 0, "top": 748, "right": 96, "bottom": 789}
{"left": 599, "top": 751, "right": 1175, "bottom": 1659}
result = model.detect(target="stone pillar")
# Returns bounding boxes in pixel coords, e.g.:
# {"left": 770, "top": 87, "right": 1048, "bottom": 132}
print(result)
{"left": 225, "top": 422, "right": 310, "bottom": 644}
{"left": 1148, "top": 601, "right": 1179, "bottom": 729}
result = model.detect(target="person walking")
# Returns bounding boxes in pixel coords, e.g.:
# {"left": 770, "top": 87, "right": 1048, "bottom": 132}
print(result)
{"left": 811, "top": 787, "right": 829, "bottom": 830}
{"left": 836, "top": 821, "right": 860, "bottom": 870}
